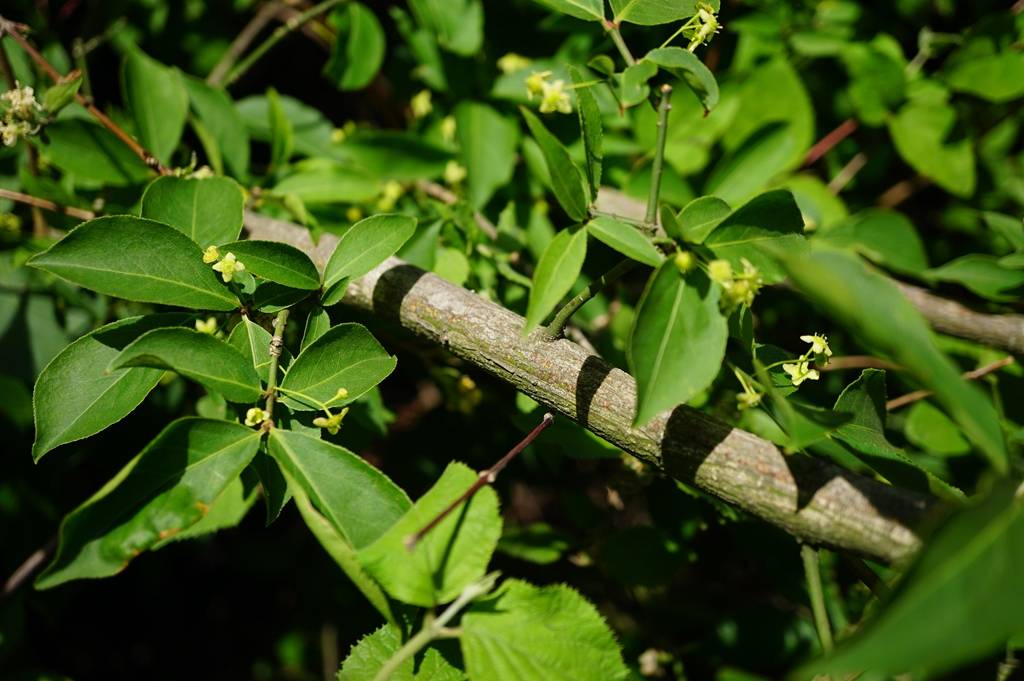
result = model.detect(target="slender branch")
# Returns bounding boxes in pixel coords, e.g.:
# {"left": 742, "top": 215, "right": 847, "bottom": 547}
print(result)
{"left": 415, "top": 179, "right": 498, "bottom": 240}
{"left": 818, "top": 356, "right": 900, "bottom": 372}
{"left": 603, "top": 20, "right": 636, "bottom": 66}
{"left": 802, "top": 544, "right": 834, "bottom": 654}
{"left": 886, "top": 356, "right": 1014, "bottom": 411}
{"left": 878, "top": 174, "right": 930, "bottom": 208}
{"left": 645, "top": 84, "right": 672, "bottom": 226}
{"left": 222, "top": 0, "right": 346, "bottom": 87}
{"left": 804, "top": 118, "right": 858, "bottom": 167}
{"left": 0, "top": 16, "right": 171, "bottom": 175}
{"left": 0, "top": 188, "right": 96, "bottom": 221}
{"left": 404, "top": 413, "right": 554, "bottom": 551}
{"left": 2, "top": 536, "right": 56, "bottom": 600}
{"left": 207, "top": 1, "right": 282, "bottom": 86}
{"left": 542, "top": 258, "right": 638, "bottom": 341}
{"left": 827, "top": 152, "right": 867, "bottom": 194}
{"left": 262, "top": 308, "right": 291, "bottom": 428}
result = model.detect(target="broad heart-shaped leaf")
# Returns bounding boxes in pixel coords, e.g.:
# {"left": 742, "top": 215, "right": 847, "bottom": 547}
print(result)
{"left": 141, "top": 176, "right": 245, "bottom": 248}
{"left": 111, "top": 328, "right": 261, "bottom": 403}
{"left": 676, "top": 196, "right": 731, "bottom": 244}
{"left": 32, "top": 314, "right": 187, "bottom": 461}
{"left": 703, "top": 189, "right": 806, "bottom": 284}
{"left": 520, "top": 108, "right": 590, "bottom": 222}
{"left": 279, "top": 323, "right": 396, "bottom": 411}
{"left": 269, "top": 430, "right": 409, "bottom": 550}
{"left": 888, "top": 101, "right": 975, "bottom": 198}
{"left": 832, "top": 370, "right": 963, "bottom": 502}
{"left": 227, "top": 317, "right": 292, "bottom": 383}
{"left": 184, "top": 76, "right": 250, "bottom": 179}
{"left": 610, "top": 0, "right": 717, "bottom": 25}
{"left": 324, "top": 2, "right": 386, "bottom": 91}
{"left": 629, "top": 265, "right": 727, "bottom": 426}
{"left": 338, "top": 624, "right": 463, "bottom": 681}
{"left": 28, "top": 217, "right": 239, "bottom": 311}
{"left": 570, "top": 66, "right": 603, "bottom": 200}
{"left": 36, "top": 418, "right": 261, "bottom": 589}
{"left": 358, "top": 462, "right": 502, "bottom": 607}
{"left": 644, "top": 47, "right": 719, "bottom": 111}
{"left": 530, "top": 0, "right": 604, "bottom": 21}
{"left": 122, "top": 49, "right": 189, "bottom": 165}
{"left": 217, "top": 240, "right": 320, "bottom": 290}
{"left": 322, "top": 214, "right": 418, "bottom": 305}
{"left": 523, "top": 227, "right": 588, "bottom": 334}
{"left": 924, "top": 254, "right": 1024, "bottom": 302}
{"left": 456, "top": 101, "right": 520, "bottom": 209}
{"left": 35, "top": 119, "right": 150, "bottom": 187}
{"left": 587, "top": 216, "right": 663, "bottom": 267}
{"left": 795, "top": 483, "right": 1024, "bottom": 680}
{"left": 461, "top": 579, "right": 629, "bottom": 681}
{"left": 779, "top": 247, "right": 1007, "bottom": 473}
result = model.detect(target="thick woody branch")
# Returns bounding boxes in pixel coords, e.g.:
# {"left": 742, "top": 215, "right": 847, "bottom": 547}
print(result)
{"left": 245, "top": 211, "right": 931, "bottom": 564}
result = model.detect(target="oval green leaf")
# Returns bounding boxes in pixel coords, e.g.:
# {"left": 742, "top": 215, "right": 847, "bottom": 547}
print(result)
{"left": 587, "top": 216, "right": 663, "bottom": 267}
{"left": 218, "top": 240, "right": 321, "bottom": 290}
{"left": 645, "top": 46, "right": 720, "bottom": 111}
{"left": 520, "top": 107, "right": 590, "bottom": 222}
{"left": 122, "top": 49, "right": 189, "bottom": 164}
{"left": 524, "top": 227, "right": 588, "bottom": 334}
{"left": 141, "top": 176, "right": 245, "bottom": 247}
{"left": 322, "top": 214, "right": 418, "bottom": 305}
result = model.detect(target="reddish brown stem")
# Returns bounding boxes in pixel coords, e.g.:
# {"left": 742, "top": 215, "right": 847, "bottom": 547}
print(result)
{"left": 886, "top": 356, "right": 1014, "bottom": 410}
{"left": 404, "top": 413, "right": 555, "bottom": 551}
{"left": 0, "top": 187, "right": 95, "bottom": 220}
{"left": 0, "top": 15, "right": 171, "bottom": 176}
{"left": 803, "top": 118, "right": 858, "bottom": 167}
{"left": 206, "top": 1, "right": 282, "bottom": 86}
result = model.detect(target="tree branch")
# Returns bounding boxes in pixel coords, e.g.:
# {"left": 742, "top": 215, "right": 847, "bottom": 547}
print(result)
{"left": 245, "top": 211, "right": 932, "bottom": 564}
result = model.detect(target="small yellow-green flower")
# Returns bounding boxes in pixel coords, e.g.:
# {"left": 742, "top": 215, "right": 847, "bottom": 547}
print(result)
{"left": 1, "top": 83, "right": 41, "bottom": 120}
{"left": 440, "top": 115, "right": 457, "bottom": 144}
{"left": 211, "top": 252, "right": 245, "bottom": 282}
{"left": 498, "top": 53, "right": 532, "bottom": 74}
{"left": 783, "top": 360, "right": 820, "bottom": 387}
{"left": 0, "top": 119, "right": 32, "bottom": 147}
{"left": 411, "top": 89, "right": 433, "bottom": 119}
{"left": 800, "top": 333, "right": 832, "bottom": 359}
{"left": 244, "top": 407, "right": 268, "bottom": 427}
{"left": 444, "top": 160, "right": 468, "bottom": 185}
{"left": 313, "top": 407, "right": 349, "bottom": 435}
{"left": 707, "top": 259, "right": 733, "bottom": 284}
{"left": 329, "top": 387, "right": 349, "bottom": 404}
{"left": 345, "top": 206, "right": 364, "bottom": 223}
{"left": 202, "top": 245, "right": 221, "bottom": 264}
{"left": 674, "top": 250, "right": 696, "bottom": 274}
{"left": 195, "top": 316, "right": 218, "bottom": 335}
{"left": 539, "top": 80, "right": 572, "bottom": 114}
{"left": 736, "top": 390, "right": 763, "bottom": 410}
{"left": 526, "top": 71, "right": 551, "bottom": 100}
{"left": 377, "top": 181, "right": 404, "bottom": 211}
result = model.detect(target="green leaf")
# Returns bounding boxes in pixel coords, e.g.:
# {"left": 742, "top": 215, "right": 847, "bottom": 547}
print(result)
{"left": 520, "top": 107, "right": 589, "bottom": 222}
{"left": 141, "top": 176, "right": 245, "bottom": 247}
{"left": 122, "top": 49, "right": 189, "bottom": 164}
{"left": 36, "top": 119, "right": 150, "bottom": 187}
{"left": 322, "top": 214, "right": 417, "bottom": 305}
{"left": 618, "top": 60, "right": 657, "bottom": 109}
{"left": 273, "top": 162, "right": 380, "bottom": 205}
{"left": 280, "top": 323, "right": 396, "bottom": 411}
{"left": 36, "top": 418, "right": 261, "bottom": 589}
{"left": 41, "top": 72, "right": 83, "bottom": 115}
{"left": 924, "top": 254, "right": 1024, "bottom": 302}
{"left": 759, "top": 372, "right": 850, "bottom": 451}
{"left": 155, "top": 474, "right": 258, "bottom": 547}
{"left": 587, "top": 216, "right": 663, "bottom": 267}
{"left": 818, "top": 209, "right": 928, "bottom": 275}
{"left": 217, "top": 240, "right": 320, "bottom": 290}
{"left": 267, "top": 87, "right": 294, "bottom": 171}
{"left": 675, "top": 195, "right": 731, "bottom": 244}
{"left": 611, "top": 0, "right": 715, "bottom": 25}
{"left": 461, "top": 579, "right": 628, "bottom": 681}
{"left": 706, "top": 123, "right": 798, "bottom": 207}
{"left": 110, "top": 328, "right": 262, "bottom": 403}
{"left": 324, "top": 3, "right": 386, "bottom": 91}
{"left": 570, "top": 67, "right": 603, "bottom": 200}
{"left": 338, "top": 624, "right": 464, "bottom": 681}
{"left": 888, "top": 101, "right": 975, "bottom": 198}
{"left": 455, "top": 101, "right": 521, "bottom": 209}
{"left": 302, "top": 306, "right": 332, "bottom": 350}
{"left": 629, "top": 265, "right": 727, "bottom": 426}
{"left": 946, "top": 51, "right": 1024, "bottom": 103}
{"left": 529, "top": 0, "right": 604, "bottom": 21}
{"left": 409, "top": 0, "right": 483, "bottom": 56}
{"left": 184, "top": 76, "right": 250, "bottom": 178}
{"left": 227, "top": 317, "right": 291, "bottom": 383}
{"left": 644, "top": 47, "right": 719, "bottom": 111}
{"left": 28, "top": 216, "right": 239, "bottom": 311}
{"left": 523, "top": 227, "right": 588, "bottom": 334}
{"left": 358, "top": 462, "right": 502, "bottom": 606}
{"left": 703, "top": 190, "right": 806, "bottom": 284}
{"left": 796, "top": 484, "right": 1024, "bottom": 679}
{"left": 832, "top": 370, "right": 963, "bottom": 502}
{"left": 779, "top": 246, "right": 1007, "bottom": 472}
{"left": 905, "top": 401, "right": 971, "bottom": 457}
{"left": 32, "top": 314, "right": 186, "bottom": 461}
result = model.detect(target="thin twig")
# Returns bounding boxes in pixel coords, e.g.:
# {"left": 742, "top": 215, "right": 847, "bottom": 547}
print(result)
{"left": 886, "top": 356, "right": 1014, "bottom": 411}
{"left": 827, "top": 152, "right": 867, "bottom": 194}
{"left": 262, "top": 308, "right": 291, "bottom": 428}
{"left": 403, "top": 413, "right": 554, "bottom": 551}
{"left": 222, "top": 0, "right": 346, "bottom": 87}
{"left": 0, "top": 187, "right": 96, "bottom": 221}
{"left": 878, "top": 174, "right": 930, "bottom": 208}
{"left": 0, "top": 15, "right": 171, "bottom": 175}
{"left": 645, "top": 84, "right": 672, "bottom": 226}
{"left": 818, "top": 356, "right": 900, "bottom": 372}
{"left": 801, "top": 544, "right": 834, "bottom": 654}
{"left": 2, "top": 536, "right": 56, "bottom": 599}
{"left": 804, "top": 118, "right": 858, "bottom": 167}
{"left": 207, "top": 1, "right": 282, "bottom": 86}
{"left": 543, "top": 258, "right": 637, "bottom": 340}
{"left": 415, "top": 179, "right": 498, "bottom": 240}
{"left": 603, "top": 20, "right": 636, "bottom": 66}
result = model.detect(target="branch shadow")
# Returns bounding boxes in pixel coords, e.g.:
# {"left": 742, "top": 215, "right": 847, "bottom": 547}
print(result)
{"left": 370, "top": 264, "right": 427, "bottom": 324}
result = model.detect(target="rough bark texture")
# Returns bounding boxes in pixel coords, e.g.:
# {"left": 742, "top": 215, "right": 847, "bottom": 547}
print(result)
{"left": 246, "top": 211, "right": 930, "bottom": 563}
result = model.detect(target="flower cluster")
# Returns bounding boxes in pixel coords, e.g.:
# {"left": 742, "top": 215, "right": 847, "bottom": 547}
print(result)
{"left": 444, "top": 160, "right": 467, "bottom": 185}
{"left": 314, "top": 407, "right": 349, "bottom": 435}
{"left": 526, "top": 71, "right": 572, "bottom": 115}
{"left": 682, "top": 2, "right": 722, "bottom": 52}
{"left": 733, "top": 367, "right": 763, "bottom": 410}
{"left": 411, "top": 89, "right": 433, "bottom": 119}
{"left": 245, "top": 407, "right": 268, "bottom": 427}
{"left": 707, "top": 258, "right": 763, "bottom": 311}
{"left": 782, "top": 334, "right": 832, "bottom": 387}
{"left": 203, "top": 246, "right": 246, "bottom": 283}
{"left": 0, "top": 82, "right": 42, "bottom": 147}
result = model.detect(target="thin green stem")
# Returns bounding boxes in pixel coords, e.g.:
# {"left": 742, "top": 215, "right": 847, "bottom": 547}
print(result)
{"left": 262, "top": 308, "right": 290, "bottom": 428}
{"left": 372, "top": 615, "right": 436, "bottom": 681}
{"left": 802, "top": 544, "right": 834, "bottom": 654}
{"left": 224, "top": 0, "right": 346, "bottom": 87}
{"left": 645, "top": 84, "right": 673, "bottom": 227}
{"left": 542, "top": 258, "right": 638, "bottom": 341}
{"left": 603, "top": 21, "right": 636, "bottom": 66}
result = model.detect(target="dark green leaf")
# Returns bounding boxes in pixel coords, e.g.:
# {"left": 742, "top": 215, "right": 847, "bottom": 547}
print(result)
{"left": 925, "top": 254, "right": 1024, "bottom": 302}
{"left": 408, "top": 0, "right": 483, "bottom": 56}
{"left": 570, "top": 66, "right": 603, "bottom": 199}
{"left": 523, "top": 227, "right": 587, "bottom": 334}
{"left": 227, "top": 317, "right": 291, "bottom": 383}
{"left": 618, "top": 60, "right": 657, "bottom": 109}
{"left": 322, "top": 214, "right": 418, "bottom": 304}
{"left": 302, "top": 307, "right": 332, "bottom": 350}
{"left": 184, "top": 76, "right": 250, "bottom": 178}
{"left": 888, "top": 101, "right": 975, "bottom": 198}
{"left": 703, "top": 190, "right": 806, "bottom": 283}
{"left": 122, "top": 49, "right": 189, "bottom": 164}
{"left": 520, "top": 107, "right": 589, "bottom": 222}
{"left": 706, "top": 124, "right": 799, "bottom": 207}
{"left": 41, "top": 72, "right": 83, "bottom": 115}
{"left": 610, "top": 0, "right": 716, "bottom": 25}
{"left": 530, "top": 0, "right": 604, "bottom": 21}
{"left": 141, "top": 176, "right": 245, "bottom": 247}
{"left": 324, "top": 3, "right": 386, "bottom": 91}
{"left": 267, "top": 87, "right": 294, "bottom": 171}
{"left": 587, "top": 216, "right": 663, "bottom": 267}
{"left": 217, "top": 240, "right": 320, "bottom": 290}
{"left": 273, "top": 162, "right": 380, "bottom": 205}
{"left": 36, "top": 120, "right": 150, "bottom": 186}
{"left": 456, "top": 101, "right": 521, "bottom": 209}
{"left": 645, "top": 47, "right": 719, "bottom": 111}
{"left": 818, "top": 209, "right": 928, "bottom": 275}
{"left": 676, "top": 195, "right": 731, "bottom": 244}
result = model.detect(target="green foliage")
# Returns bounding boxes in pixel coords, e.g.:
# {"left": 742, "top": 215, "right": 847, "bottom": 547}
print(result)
{"left": 523, "top": 226, "right": 587, "bottom": 333}
{"left": 324, "top": 3, "right": 386, "bottom": 91}
{"left": 322, "top": 214, "right": 418, "bottom": 304}
{"left": 122, "top": 49, "right": 189, "bottom": 164}
{"left": 141, "top": 176, "right": 245, "bottom": 247}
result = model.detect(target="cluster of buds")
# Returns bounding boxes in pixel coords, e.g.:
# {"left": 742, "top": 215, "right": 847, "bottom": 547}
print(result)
{"left": 497, "top": 53, "right": 532, "bottom": 75}
{"left": 195, "top": 316, "right": 219, "bottom": 335}
{"left": 410, "top": 89, "right": 433, "bottom": 119}
{"left": 444, "top": 160, "right": 467, "bottom": 186}
{"left": 682, "top": 2, "right": 722, "bottom": 52}
{"left": 733, "top": 367, "right": 763, "bottom": 410}
{"left": 707, "top": 258, "right": 763, "bottom": 311}
{"left": 377, "top": 180, "right": 405, "bottom": 211}
{"left": 526, "top": 71, "right": 572, "bottom": 115}
{"left": 313, "top": 387, "right": 351, "bottom": 434}
{"left": 440, "top": 116, "right": 457, "bottom": 144}
{"left": 244, "top": 407, "right": 268, "bottom": 427}
{"left": 203, "top": 246, "right": 246, "bottom": 283}
{"left": 0, "top": 82, "right": 42, "bottom": 147}
{"left": 782, "top": 334, "right": 832, "bottom": 387}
